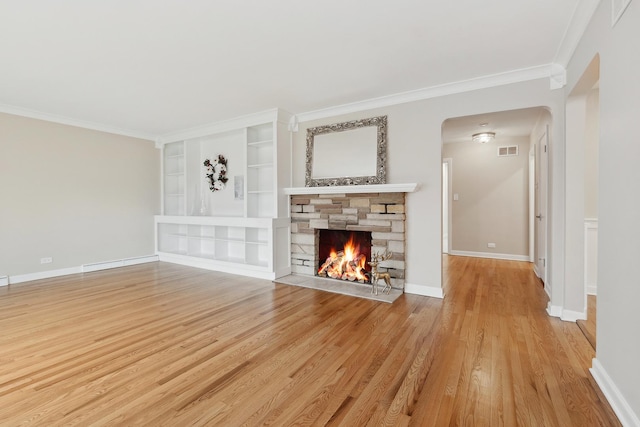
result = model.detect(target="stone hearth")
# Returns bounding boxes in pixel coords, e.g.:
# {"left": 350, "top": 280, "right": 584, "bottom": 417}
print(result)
{"left": 290, "top": 191, "right": 406, "bottom": 289}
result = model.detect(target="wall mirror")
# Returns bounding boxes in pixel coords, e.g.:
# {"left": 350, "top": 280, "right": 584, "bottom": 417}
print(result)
{"left": 305, "top": 115, "right": 387, "bottom": 186}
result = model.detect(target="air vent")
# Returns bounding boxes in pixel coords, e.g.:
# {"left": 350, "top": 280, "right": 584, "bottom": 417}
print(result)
{"left": 497, "top": 145, "right": 519, "bottom": 157}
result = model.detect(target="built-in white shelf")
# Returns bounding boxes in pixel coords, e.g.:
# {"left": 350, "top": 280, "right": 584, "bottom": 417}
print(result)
{"left": 155, "top": 109, "right": 292, "bottom": 280}
{"left": 155, "top": 215, "right": 290, "bottom": 280}
{"left": 284, "top": 183, "right": 419, "bottom": 195}
{"left": 248, "top": 139, "right": 273, "bottom": 147}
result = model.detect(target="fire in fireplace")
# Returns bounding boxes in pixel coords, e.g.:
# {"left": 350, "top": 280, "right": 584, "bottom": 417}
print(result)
{"left": 317, "top": 230, "right": 372, "bottom": 283}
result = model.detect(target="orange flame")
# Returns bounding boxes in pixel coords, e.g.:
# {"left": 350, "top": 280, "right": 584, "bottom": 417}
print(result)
{"left": 318, "top": 235, "right": 369, "bottom": 282}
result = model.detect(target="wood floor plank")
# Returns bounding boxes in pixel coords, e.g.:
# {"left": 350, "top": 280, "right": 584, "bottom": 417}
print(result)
{"left": 0, "top": 258, "right": 622, "bottom": 426}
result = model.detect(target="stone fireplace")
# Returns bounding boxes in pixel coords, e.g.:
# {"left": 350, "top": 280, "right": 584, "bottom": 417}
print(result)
{"left": 289, "top": 189, "right": 409, "bottom": 290}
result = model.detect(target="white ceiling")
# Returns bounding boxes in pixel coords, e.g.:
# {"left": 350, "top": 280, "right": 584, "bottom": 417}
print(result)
{"left": 441, "top": 107, "right": 546, "bottom": 144}
{"left": 0, "top": 1, "right": 582, "bottom": 139}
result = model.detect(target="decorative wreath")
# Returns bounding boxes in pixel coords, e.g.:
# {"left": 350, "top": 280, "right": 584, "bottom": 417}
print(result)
{"left": 204, "top": 155, "right": 228, "bottom": 192}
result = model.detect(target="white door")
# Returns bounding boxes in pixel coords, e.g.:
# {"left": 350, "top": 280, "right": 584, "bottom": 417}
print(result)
{"left": 534, "top": 128, "right": 549, "bottom": 284}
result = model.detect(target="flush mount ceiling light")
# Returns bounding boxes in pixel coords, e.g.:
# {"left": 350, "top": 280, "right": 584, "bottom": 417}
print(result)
{"left": 472, "top": 132, "right": 495, "bottom": 144}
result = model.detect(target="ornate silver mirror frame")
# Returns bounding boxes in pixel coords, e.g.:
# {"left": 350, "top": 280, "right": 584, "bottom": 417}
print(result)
{"left": 305, "top": 115, "right": 387, "bottom": 186}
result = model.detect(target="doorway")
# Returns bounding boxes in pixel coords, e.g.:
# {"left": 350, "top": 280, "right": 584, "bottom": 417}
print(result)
{"left": 441, "top": 107, "right": 548, "bottom": 264}
{"left": 566, "top": 54, "right": 600, "bottom": 344}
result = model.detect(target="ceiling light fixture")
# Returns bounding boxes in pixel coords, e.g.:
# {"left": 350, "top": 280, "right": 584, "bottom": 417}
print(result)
{"left": 472, "top": 132, "right": 495, "bottom": 144}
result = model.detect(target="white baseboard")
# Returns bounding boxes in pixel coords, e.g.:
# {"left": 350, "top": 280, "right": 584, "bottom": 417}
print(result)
{"left": 590, "top": 358, "right": 640, "bottom": 427}
{"left": 449, "top": 250, "right": 530, "bottom": 262}
{"left": 0, "top": 276, "right": 9, "bottom": 287}
{"left": 404, "top": 283, "right": 444, "bottom": 299}
{"left": 82, "top": 255, "right": 159, "bottom": 273}
{"left": 9, "top": 266, "right": 83, "bottom": 285}
{"left": 587, "top": 285, "right": 597, "bottom": 295}
{"left": 158, "top": 253, "right": 277, "bottom": 280}
{"left": 6, "top": 255, "right": 158, "bottom": 285}
{"left": 560, "top": 309, "right": 587, "bottom": 322}
{"left": 546, "top": 303, "right": 586, "bottom": 322}
{"left": 547, "top": 303, "right": 562, "bottom": 317}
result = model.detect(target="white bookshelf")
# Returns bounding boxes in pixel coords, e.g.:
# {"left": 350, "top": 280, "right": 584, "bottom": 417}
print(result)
{"left": 163, "top": 141, "right": 185, "bottom": 215}
{"left": 155, "top": 109, "right": 292, "bottom": 279}
{"left": 155, "top": 216, "right": 290, "bottom": 280}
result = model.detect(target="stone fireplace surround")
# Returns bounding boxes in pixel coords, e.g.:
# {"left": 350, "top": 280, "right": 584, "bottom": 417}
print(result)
{"left": 285, "top": 184, "right": 417, "bottom": 291}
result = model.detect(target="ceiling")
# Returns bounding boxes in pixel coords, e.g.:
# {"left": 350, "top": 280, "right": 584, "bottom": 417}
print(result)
{"left": 441, "top": 107, "right": 547, "bottom": 144}
{"left": 0, "top": 1, "right": 583, "bottom": 139}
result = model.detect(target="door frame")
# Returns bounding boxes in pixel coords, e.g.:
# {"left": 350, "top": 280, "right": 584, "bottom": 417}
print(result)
{"left": 442, "top": 158, "right": 453, "bottom": 254}
{"left": 534, "top": 127, "right": 549, "bottom": 288}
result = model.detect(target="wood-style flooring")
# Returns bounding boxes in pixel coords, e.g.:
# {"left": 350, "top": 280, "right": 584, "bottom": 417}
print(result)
{"left": 577, "top": 295, "right": 597, "bottom": 349}
{"left": 0, "top": 256, "right": 619, "bottom": 426}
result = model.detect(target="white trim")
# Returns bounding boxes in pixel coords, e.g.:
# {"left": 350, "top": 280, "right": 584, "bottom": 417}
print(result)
{"left": 0, "top": 103, "right": 155, "bottom": 141}
{"left": 284, "top": 183, "right": 418, "bottom": 195}
{"left": 547, "top": 303, "right": 563, "bottom": 317}
{"left": 550, "top": 63, "right": 567, "bottom": 90}
{"left": 442, "top": 158, "right": 453, "bottom": 255}
{"left": 529, "top": 148, "right": 535, "bottom": 261}
{"left": 590, "top": 358, "right": 640, "bottom": 427}
{"left": 9, "top": 267, "right": 83, "bottom": 285}
{"left": 6, "top": 255, "right": 158, "bottom": 285}
{"left": 560, "top": 309, "right": 587, "bottom": 322}
{"left": 404, "top": 283, "right": 444, "bottom": 299}
{"left": 584, "top": 218, "right": 598, "bottom": 296}
{"left": 0, "top": 276, "right": 8, "bottom": 287}
{"left": 295, "top": 65, "right": 552, "bottom": 123}
{"left": 554, "top": 0, "right": 602, "bottom": 66}
{"left": 158, "top": 253, "right": 276, "bottom": 280}
{"left": 155, "top": 108, "right": 292, "bottom": 145}
{"left": 82, "top": 255, "right": 159, "bottom": 273}
{"left": 612, "top": 0, "right": 634, "bottom": 27}
{"left": 124, "top": 255, "right": 159, "bottom": 266}
{"left": 449, "top": 250, "right": 530, "bottom": 262}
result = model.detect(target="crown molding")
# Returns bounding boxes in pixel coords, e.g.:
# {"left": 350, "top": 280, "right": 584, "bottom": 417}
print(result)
{"left": 0, "top": 103, "right": 155, "bottom": 141}
{"left": 554, "top": 0, "right": 601, "bottom": 67}
{"left": 294, "top": 65, "right": 553, "bottom": 123}
{"left": 155, "top": 108, "right": 293, "bottom": 145}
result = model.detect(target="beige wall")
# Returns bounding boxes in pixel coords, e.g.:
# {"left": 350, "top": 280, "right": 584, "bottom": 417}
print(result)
{"left": 0, "top": 113, "right": 160, "bottom": 277}
{"left": 566, "top": 0, "right": 640, "bottom": 420}
{"left": 443, "top": 136, "right": 530, "bottom": 257}
{"left": 292, "top": 78, "right": 564, "bottom": 294}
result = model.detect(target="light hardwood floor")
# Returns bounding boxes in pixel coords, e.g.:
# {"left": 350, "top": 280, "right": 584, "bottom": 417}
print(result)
{"left": 577, "top": 295, "right": 597, "bottom": 349}
{"left": 0, "top": 256, "right": 619, "bottom": 426}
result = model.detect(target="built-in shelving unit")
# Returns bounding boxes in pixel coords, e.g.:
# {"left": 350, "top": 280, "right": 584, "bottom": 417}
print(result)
{"left": 163, "top": 141, "right": 185, "bottom": 215}
{"left": 155, "top": 216, "right": 289, "bottom": 279}
{"left": 155, "top": 109, "right": 292, "bottom": 280}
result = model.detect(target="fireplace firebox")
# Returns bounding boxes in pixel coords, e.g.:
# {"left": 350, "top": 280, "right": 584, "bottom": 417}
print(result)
{"left": 317, "top": 230, "right": 372, "bottom": 283}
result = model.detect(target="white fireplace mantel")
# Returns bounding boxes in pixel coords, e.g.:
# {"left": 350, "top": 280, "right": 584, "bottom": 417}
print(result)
{"left": 284, "top": 183, "right": 418, "bottom": 195}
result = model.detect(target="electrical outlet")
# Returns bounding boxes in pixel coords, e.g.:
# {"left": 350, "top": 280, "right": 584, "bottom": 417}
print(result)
{"left": 487, "top": 243, "right": 496, "bottom": 248}
{"left": 40, "top": 257, "right": 53, "bottom": 264}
